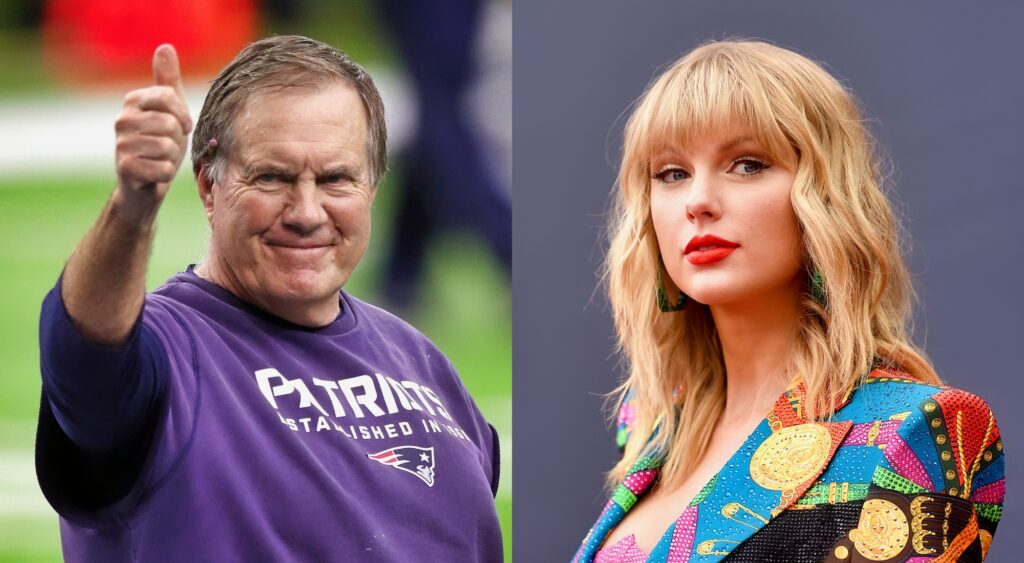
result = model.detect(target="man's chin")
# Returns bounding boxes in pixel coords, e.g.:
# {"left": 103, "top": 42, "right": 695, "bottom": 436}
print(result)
{"left": 269, "top": 270, "right": 345, "bottom": 301}
{"left": 273, "top": 285, "right": 332, "bottom": 305}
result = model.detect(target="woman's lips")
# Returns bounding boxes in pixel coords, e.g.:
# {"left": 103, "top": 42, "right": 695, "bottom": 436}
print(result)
{"left": 686, "top": 246, "right": 737, "bottom": 265}
{"left": 684, "top": 234, "right": 739, "bottom": 265}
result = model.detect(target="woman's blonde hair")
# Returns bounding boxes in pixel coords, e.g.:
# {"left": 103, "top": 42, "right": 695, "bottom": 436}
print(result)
{"left": 605, "top": 39, "right": 940, "bottom": 487}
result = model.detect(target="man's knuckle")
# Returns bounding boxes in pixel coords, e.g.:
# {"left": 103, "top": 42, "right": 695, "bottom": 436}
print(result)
{"left": 115, "top": 109, "right": 141, "bottom": 131}
{"left": 156, "top": 86, "right": 177, "bottom": 103}
{"left": 139, "top": 161, "right": 159, "bottom": 179}
{"left": 160, "top": 113, "right": 179, "bottom": 132}
{"left": 159, "top": 137, "right": 178, "bottom": 155}
{"left": 116, "top": 133, "right": 137, "bottom": 151}
{"left": 159, "top": 161, "right": 177, "bottom": 179}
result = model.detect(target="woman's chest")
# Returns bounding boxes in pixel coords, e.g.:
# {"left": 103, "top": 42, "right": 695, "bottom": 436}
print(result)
{"left": 601, "top": 428, "right": 758, "bottom": 555}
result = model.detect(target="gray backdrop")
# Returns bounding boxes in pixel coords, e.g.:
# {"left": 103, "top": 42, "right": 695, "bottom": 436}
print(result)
{"left": 513, "top": 2, "right": 1023, "bottom": 561}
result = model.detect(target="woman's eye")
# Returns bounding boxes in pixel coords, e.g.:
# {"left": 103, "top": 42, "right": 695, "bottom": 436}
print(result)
{"left": 655, "top": 168, "right": 689, "bottom": 183}
{"left": 731, "top": 158, "right": 769, "bottom": 176}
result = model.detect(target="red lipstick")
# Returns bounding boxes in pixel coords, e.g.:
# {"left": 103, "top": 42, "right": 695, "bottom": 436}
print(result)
{"left": 684, "top": 234, "right": 740, "bottom": 265}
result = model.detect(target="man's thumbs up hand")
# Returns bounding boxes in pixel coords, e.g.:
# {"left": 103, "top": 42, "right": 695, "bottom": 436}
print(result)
{"left": 114, "top": 44, "right": 193, "bottom": 203}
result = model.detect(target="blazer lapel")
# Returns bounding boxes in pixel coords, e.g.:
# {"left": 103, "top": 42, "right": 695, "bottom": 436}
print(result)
{"left": 667, "top": 380, "right": 853, "bottom": 561}
{"left": 573, "top": 452, "right": 665, "bottom": 562}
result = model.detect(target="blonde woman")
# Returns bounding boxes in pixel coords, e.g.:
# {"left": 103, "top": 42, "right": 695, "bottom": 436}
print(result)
{"left": 573, "top": 41, "right": 1004, "bottom": 563}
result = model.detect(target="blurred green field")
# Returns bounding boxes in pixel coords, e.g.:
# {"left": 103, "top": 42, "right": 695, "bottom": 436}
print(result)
{"left": 0, "top": 171, "right": 511, "bottom": 561}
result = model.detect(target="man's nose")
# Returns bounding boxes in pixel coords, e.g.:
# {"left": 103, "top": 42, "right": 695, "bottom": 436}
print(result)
{"left": 685, "top": 171, "right": 722, "bottom": 223}
{"left": 282, "top": 181, "right": 328, "bottom": 234}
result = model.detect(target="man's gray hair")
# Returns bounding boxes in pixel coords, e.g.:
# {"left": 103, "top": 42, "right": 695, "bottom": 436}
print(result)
{"left": 191, "top": 35, "right": 387, "bottom": 186}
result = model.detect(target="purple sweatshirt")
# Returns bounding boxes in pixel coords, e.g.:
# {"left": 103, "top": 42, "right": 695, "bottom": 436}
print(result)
{"left": 37, "top": 268, "right": 502, "bottom": 562}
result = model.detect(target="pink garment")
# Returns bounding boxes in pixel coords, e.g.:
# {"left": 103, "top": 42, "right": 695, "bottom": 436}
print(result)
{"left": 593, "top": 536, "right": 647, "bottom": 560}
{"left": 594, "top": 534, "right": 648, "bottom": 563}
{"left": 595, "top": 505, "right": 700, "bottom": 562}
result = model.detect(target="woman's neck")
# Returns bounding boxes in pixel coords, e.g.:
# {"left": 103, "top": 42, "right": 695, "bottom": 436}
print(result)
{"left": 709, "top": 278, "right": 802, "bottom": 423}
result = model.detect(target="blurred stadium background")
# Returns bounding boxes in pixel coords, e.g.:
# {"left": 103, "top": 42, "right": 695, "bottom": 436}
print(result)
{"left": 0, "top": 1, "right": 511, "bottom": 561}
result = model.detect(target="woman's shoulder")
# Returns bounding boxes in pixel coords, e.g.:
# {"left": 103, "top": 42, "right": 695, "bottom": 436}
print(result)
{"left": 841, "top": 368, "right": 997, "bottom": 425}
{"left": 841, "top": 369, "right": 1005, "bottom": 557}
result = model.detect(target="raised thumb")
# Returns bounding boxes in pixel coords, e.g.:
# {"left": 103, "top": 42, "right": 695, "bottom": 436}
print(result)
{"left": 152, "top": 44, "right": 186, "bottom": 97}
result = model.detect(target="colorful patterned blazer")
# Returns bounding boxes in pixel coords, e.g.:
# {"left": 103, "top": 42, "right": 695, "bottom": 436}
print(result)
{"left": 572, "top": 370, "right": 1005, "bottom": 562}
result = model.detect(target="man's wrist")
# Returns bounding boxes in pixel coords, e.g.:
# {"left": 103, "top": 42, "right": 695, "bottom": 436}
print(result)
{"left": 109, "top": 184, "right": 164, "bottom": 230}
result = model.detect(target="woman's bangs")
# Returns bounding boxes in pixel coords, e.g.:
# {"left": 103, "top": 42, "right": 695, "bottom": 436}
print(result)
{"left": 635, "top": 57, "right": 795, "bottom": 168}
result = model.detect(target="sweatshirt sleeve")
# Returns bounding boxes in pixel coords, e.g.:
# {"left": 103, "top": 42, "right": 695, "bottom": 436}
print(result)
{"left": 36, "top": 275, "right": 169, "bottom": 518}
{"left": 39, "top": 276, "right": 168, "bottom": 454}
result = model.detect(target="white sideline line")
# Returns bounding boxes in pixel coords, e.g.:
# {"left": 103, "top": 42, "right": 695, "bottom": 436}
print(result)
{"left": 0, "top": 449, "right": 55, "bottom": 518}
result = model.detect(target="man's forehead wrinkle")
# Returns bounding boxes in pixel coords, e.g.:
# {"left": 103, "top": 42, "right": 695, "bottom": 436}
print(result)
{"left": 234, "top": 118, "right": 368, "bottom": 152}
{"left": 242, "top": 142, "right": 365, "bottom": 163}
{"left": 235, "top": 128, "right": 367, "bottom": 163}
{"left": 239, "top": 149, "right": 366, "bottom": 177}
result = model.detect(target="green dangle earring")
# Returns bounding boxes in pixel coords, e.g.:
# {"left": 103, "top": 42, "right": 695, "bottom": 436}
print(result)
{"left": 811, "top": 267, "right": 828, "bottom": 308}
{"left": 656, "top": 255, "right": 688, "bottom": 312}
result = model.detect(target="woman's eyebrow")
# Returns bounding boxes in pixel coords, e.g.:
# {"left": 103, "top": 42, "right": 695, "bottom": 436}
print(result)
{"left": 649, "top": 149, "right": 686, "bottom": 165}
{"left": 717, "top": 136, "right": 758, "bottom": 152}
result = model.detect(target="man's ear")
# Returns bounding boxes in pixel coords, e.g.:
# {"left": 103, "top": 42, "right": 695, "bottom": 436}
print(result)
{"left": 195, "top": 164, "right": 216, "bottom": 224}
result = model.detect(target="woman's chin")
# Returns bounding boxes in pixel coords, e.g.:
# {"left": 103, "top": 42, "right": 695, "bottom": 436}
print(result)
{"left": 682, "top": 288, "right": 737, "bottom": 307}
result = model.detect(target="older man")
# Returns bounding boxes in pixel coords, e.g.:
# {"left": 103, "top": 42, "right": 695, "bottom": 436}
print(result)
{"left": 37, "top": 36, "right": 502, "bottom": 562}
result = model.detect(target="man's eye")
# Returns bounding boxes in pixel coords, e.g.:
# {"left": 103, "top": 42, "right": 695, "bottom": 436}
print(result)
{"left": 731, "top": 158, "right": 769, "bottom": 176}
{"left": 255, "top": 173, "right": 281, "bottom": 184}
{"left": 319, "top": 174, "right": 347, "bottom": 186}
{"left": 654, "top": 168, "right": 689, "bottom": 183}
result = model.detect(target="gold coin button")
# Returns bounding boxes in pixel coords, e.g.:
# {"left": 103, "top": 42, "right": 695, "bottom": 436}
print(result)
{"left": 849, "top": 498, "right": 909, "bottom": 560}
{"left": 834, "top": 545, "right": 850, "bottom": 559}
{"left": 931, "top": 418, "right": 942, "bottom": 428}
{"left": 749, "top": 424, "right": 832, "bottom": 491}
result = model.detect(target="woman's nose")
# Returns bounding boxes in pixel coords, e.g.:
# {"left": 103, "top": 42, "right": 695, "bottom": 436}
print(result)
{"left": 685, "top": 171, "right": 722, "bottom": 222}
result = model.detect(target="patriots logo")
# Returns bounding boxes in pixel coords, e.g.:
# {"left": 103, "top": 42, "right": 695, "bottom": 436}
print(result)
{"left": 367, "top": 446, "right": 436, "bottom": 487}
